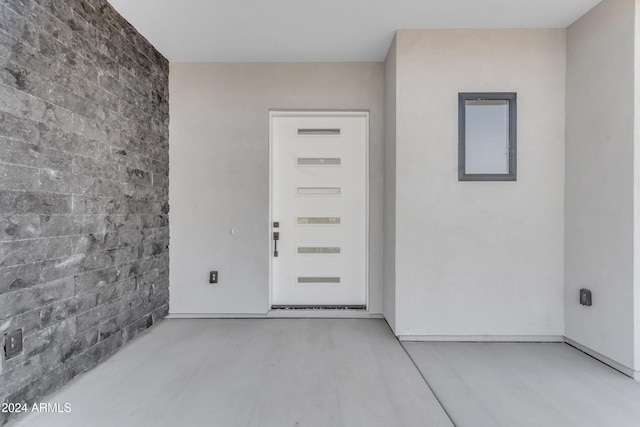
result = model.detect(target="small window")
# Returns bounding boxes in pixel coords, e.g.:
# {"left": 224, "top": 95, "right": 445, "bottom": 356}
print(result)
{"left": 296, "top": 187, "right": 341, "bottom": 196}
{"left": 297, "top": 217, "right": 341, "bottom": 225}
{"left": 458, "top": 92, "right": 517, "bottom": 181}
{"left": 296, "top": 158, "right": 341, "bottom": 166}
{"left": 297, "top": 128, "right": 341, "bottom": 136}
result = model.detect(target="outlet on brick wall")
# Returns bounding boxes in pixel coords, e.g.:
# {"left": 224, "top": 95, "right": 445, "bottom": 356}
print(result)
{"left": 4, "top": 330, "right": 23, "bottom": 360}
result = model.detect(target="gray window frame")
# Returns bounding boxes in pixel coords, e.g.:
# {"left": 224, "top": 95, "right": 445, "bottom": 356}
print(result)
{"left": 458, "top": 92, "right": 517, "bottom": 181}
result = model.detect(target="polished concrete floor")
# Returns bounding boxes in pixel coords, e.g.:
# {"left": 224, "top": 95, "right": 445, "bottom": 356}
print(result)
{"left": 10, "top": 319, "right": 640, "bottom": 427}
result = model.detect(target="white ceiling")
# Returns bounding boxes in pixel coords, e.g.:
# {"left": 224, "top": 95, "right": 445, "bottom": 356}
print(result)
{"left": 107, "top": 0, "right": 601, "bottom": 62}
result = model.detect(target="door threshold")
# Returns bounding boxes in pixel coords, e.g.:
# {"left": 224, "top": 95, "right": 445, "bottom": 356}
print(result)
{"left": 267, "top": 307, "right": 382, "bottom": 319}
{"left": 271, "top": 305, "right": 366, "bottom": 310}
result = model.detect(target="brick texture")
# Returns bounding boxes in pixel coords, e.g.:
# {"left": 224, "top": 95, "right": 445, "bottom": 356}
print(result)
{"left": 0, "top": 0, "right": 169, "bottom": 423}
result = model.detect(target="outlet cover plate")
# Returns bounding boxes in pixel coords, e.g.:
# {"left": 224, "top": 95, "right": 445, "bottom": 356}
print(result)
{"left": 209, "top": 271, "right": 218, "bottom": 284}
{"left": 5, "top": 329, "right": 23, "bottom": 359}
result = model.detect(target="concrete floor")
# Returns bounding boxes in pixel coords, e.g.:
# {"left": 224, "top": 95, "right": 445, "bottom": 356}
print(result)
{"left": 9, "top": 319, "right": 451, "bottom": 427}
{"left": 9, "top": 319, "right": 640, "bottom": 427}
{"left": 405, "top": 341, "right": 640, "bottom": 427}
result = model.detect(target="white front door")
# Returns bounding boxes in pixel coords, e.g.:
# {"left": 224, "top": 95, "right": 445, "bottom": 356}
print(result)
{"left": 270, "top": 111, "right": 368, "bottom": 307}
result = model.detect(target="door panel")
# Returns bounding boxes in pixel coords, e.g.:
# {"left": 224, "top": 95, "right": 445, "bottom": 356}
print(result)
{"left": 271, "top": 112, "right": 368, "bottom": 306}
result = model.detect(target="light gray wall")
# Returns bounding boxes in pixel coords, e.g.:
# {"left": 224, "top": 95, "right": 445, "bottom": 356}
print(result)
{"left": 169, "top": 63, "right": 384, "bottom": 314}
{"left": 392, "top": 29, "right": 566, "bottom": 338}
{"left": 565, "top": 0, "right": 637, "bottom": 370}
{"left": 384, "top": 37, "right": 398, "bottom": 332}
{"left": 636, "top": 0, "right": 640, "bottom": 373}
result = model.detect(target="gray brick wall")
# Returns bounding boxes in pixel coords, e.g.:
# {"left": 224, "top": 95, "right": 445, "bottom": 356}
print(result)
{"left": 0, "top": 0, "right": 169, "bottom": 423}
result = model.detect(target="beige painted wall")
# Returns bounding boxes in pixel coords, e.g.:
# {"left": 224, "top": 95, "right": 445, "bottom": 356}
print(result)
{"left": 566, "top": 0, "right": 637, "bottom": 371}
{"left": 384, "top": 37, "right": 398, "bottom": 332}
{"left": 169, "top": 63, "right": 384, "bottom": 314}
{"left": 392, "top": 29, "right": 566, "bottom": 338}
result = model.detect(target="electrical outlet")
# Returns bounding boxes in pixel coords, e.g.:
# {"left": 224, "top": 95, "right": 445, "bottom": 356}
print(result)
{"left": 4, "top": 329, "right": 23, "bottom": 359}
{"left": 580, "top": 288, "right": 592, "bottom": 306}
{"left": 209, "top": 271, "right": 218, "bottom": 284}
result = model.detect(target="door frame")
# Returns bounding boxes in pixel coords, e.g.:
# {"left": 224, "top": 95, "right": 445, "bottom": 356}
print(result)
{"left": 268, "top": 109, "right": 370, "bottom": 312}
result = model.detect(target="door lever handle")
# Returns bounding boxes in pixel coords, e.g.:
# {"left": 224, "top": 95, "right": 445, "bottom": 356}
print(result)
{"left": 273, "top": 231, "right": 279, "bottom": 257}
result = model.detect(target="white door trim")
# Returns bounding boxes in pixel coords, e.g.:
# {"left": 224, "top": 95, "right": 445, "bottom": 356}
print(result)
{"left": 268, "top": 110, "right": 370, "bottom": 313}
